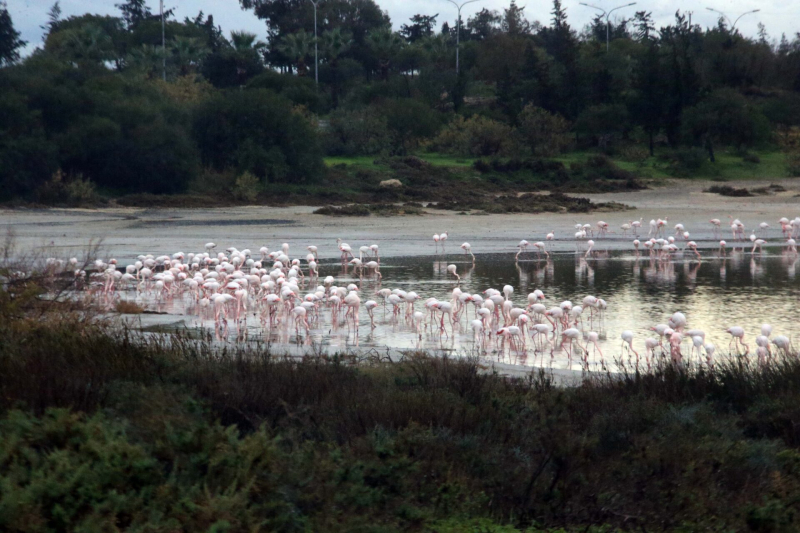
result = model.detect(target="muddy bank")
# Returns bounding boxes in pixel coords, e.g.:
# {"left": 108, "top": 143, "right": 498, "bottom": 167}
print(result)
{"left": 1, "top": 178, "right": 797, "bottom": 263}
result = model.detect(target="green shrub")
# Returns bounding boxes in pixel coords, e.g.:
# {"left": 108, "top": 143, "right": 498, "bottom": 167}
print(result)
{"left": 665, "top": 147, "right": 709, "bottom": 176}
{"left": 516, "top": 105, "right": 573, "bottom": 157}
{"left": 193, "top": 89, "right": 324, "bottom": 183}
{"left": 232, "top": 171, "right": 260, "bottom": 202}
{"left": 34, "top": 170, "right": 100, "bottom": 206}
{"left": 432, "top": 115, "right": 516, "bottom": 157}
{"left": 324, "top": 107, "right": 392, "bottom": 156}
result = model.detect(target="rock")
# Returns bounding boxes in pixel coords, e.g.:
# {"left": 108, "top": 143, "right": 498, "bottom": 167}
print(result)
{"left": 379, "top": 179, "right": 403, "bottom": 189}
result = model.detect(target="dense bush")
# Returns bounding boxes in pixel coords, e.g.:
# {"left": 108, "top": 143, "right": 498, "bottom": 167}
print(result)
{"left": 378, "top": 98, "right": 443, "bottom": 154}
{"left": 323, "top": 107, "right": 392, "bottom": 156}
{"left": 193, "top": 89, "right": 324, "bottom": 183}
{"left": 432, "top": 115, "right": 515, "bottom": 157}
{"left": 0, "top": 61, "right": 199, "bottom": 195}
{"left": 516, "top": 104, "right": 573, "bottom": 157}
{"left": 662, "top": 147, "right": 709, "bottom": 176}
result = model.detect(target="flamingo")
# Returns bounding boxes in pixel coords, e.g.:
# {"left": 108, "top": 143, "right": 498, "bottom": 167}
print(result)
{"left": 365, "top": 300, "right": 378, "bottom": 328}
{"left": 726, "top": 326, "right": 749, "bottom": 354}
{"left": 447, "top": 264, "right": 460, "bottom": 285}
{"left": 709, "top": 219, "right": 721, "bottom": 238}
{"left": 516, "top": 240, "right": 529, "bottom": 260}
{"left": 621, "top": 330, "right": 639, "bottom": 363}
{"left": 461, "top": 242, "right": 476, "bottom": 263}
{"left": 585, "top": 240, "right": 595, "bottom": 258}
{"left": 439, "top": 232, "right": 449, "bottom": 252}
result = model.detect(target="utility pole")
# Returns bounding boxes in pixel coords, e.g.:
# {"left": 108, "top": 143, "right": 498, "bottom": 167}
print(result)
{"left": 706, "top": 7, "right": 760, "bottom": 32}
{"left": 444, "top": 0, "right": 479, "bottom": 74}
{"left": 160, "top": 0, "right": 166, "bottom": 80}
{"left": 580, "top": 2, "right": 637, "bottom": 52}
{"left": 308, "top": 0, "right": 319, "bottom": 85}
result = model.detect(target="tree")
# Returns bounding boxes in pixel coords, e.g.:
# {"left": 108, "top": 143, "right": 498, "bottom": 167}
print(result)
{"left": 278, "top": 30, "right": 313, "bottom": 76}
{"left": 193, "top": 89, "right": 323, "bottom": 183}
{"left": 239, "top": 0, "right": 389, "bottom": 71}
{"left": 322, "top": 27, "right": 352, "bottom": 62}
{"left": 321, "top": 28, "right": 352, "bottom": 105}
{"left": 502, "top": 1, "right": 531, "bottom": 36}
{"left": 629, "top": 35, "right": 664, "bottom": 155}
{"left": 632, "top": 11, "right": 655, "bottom": 42}
{"left": 576, "top": 104, "right": 630, "bottom": 150}
{"left": 126, "top": 43, "right": 166, "bottom": 78}
{"left": 378, "top": 98, "right": 441, "bottom": 154}
{"left": 41, "top": 1, "right": 62, "bottom": 39}
{"left": 170, "top": 36, "right": 207, "bottom": 76}
{"left": 367, "top": 29, "right": 404, "bottom": 80}
{"left": 682, "top": 88, "right": 770, "bottom": 161}
{"left": 400, "top": 14, "right": 438, "bottom": 43}
{"left": 517, "top": 105, "right": 572, "bottom": 156}
{"left": 659, "top": 11, "right": 701, "bottom": 145}
{"left": 0, "top": 1, "right": 25, "bottom": 66}
{"left": 551, "top": 0, "right": 568, "bottom": 31}
{"left": 466, "top": 9, "right": 501, "bottom": 41}
{"left": 116, "top": 0, "right": 152, "bottom": 30}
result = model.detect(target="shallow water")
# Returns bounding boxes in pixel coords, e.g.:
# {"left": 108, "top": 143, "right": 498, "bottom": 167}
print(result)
{"left": 119, "top": 247, "right": 800, "bottom": 373}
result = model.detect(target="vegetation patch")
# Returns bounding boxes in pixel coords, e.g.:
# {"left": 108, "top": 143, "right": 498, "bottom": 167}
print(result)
{"left": 428, "top": 192, "right": 630, "bottom": 214}
{"left": 313, "top": 203, "right": 425, "bottom": 217}
{"left": 752, "top": 183, "right": 788, "bottom": 195}
{"left": 704, "top": 185, "right": 754, "bottom": 197}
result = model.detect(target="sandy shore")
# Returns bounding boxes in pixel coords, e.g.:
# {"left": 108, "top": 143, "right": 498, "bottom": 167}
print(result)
{"left": 1, "top": 178, "right": 797, "bottom": 262}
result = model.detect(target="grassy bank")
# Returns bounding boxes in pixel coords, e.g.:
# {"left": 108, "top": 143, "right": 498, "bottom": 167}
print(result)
{"left": 328, "top": 149, "right": 791, "bottom": 183}
{"left": 3, "top": 306, "right": 800, "bottom": 531}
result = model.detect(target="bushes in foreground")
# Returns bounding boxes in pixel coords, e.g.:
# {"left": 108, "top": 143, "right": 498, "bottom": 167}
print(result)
{"left": 3, "top": 313, "right": 800, "bottom": 531}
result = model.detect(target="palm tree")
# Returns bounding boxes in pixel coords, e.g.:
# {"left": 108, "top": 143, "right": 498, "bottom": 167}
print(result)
{"left": 62, "top": 24, "right": 115, "bottom": 66}
{"left": 367, "top": 29, "right": 404, "bottom": 81}
{"left": 278, "top": 30, "right": 313, "bottom": 76}
{"left": 171, "top": 36, "right": 207, "bottom": 76}
{"left": 322, "top": 28, "right": 352, "bottom": 64}
{"left": 230, "top": 30, "right": 265, "bottom": 53}
{"left": 419, "top": 34, "right": 449, "bottom": 68}
{"left": 126, "top": 43, "right": 165, "bottom": 78}
{"left": 322, "top": 28, "right": 353, "bottom": 106}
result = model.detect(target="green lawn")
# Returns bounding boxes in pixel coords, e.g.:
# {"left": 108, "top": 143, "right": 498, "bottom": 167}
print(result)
{"left": 325, "top": 149, "right": 791, "bottom": 182}
{"left": 324, "top": 153, "right": 477, "bottom": 169}
{"left": 555, "top": 149, "right": 789, "bottom": 181}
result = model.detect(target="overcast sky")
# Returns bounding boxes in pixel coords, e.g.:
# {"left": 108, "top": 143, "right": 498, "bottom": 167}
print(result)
{"left": 9, "top": 0, "right": 796, "bottom": 56}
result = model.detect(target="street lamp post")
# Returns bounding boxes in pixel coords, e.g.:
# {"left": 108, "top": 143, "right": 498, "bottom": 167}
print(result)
{"left": 444, "top": 0, "right": 479, "bottom": 74}
{"left": 580, "top": 2, "right": 637, "bottom": 52}
{"left": 308, "top": 0, "right": 320, "bottom": 85}
{"left": 705, "top": 7, "right": 760, "bottom": 31}
{"left": 160, "top": 0, "right": 166, "bottom": 81}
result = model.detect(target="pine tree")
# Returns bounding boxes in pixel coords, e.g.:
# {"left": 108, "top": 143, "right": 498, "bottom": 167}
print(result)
{"left": 551, "top": 0, "right": 568, "bottom": 30}
{"left": 116, "top": 0, "right": 152, "bottom": 30}
{"left": 632, "top": 11, "right": 655, "bottom": 42}
{"left": 0, "top": 1, "right": 25, "bottom": 65}
{"left": 502, "top": 1, "right": 530, "bottom": 35}
{"left": 40, "top": 1, "right": 61, "bottom": 39}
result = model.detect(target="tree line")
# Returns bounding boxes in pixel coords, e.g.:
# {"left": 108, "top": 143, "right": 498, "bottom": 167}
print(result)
{"left": 1, "top": 0, "right": 800, "bottom": 201}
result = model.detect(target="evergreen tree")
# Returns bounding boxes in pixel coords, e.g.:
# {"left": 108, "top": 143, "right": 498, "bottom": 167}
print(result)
{"left": 41, "top": 1, "right": 62, "bottom": 39}
{"left": 0, "top": 1, "right": 25, "bottom": 65}
{"left": 502, "top": 1, "right": 530, "bottom": 35}
{"left": 551, "top": 0, "right": 568, "bottom": 30}
{"left": 116, "top": 0, "right": 152, "bottom": 30}
{"left": 466, "top": 9, "right": 500, "bottom": 41}
{"left": 632, "top": 11, "right": 655, "bottom": 42}
{"left": 400, "top": 14, "right": 438, "bottom": 43}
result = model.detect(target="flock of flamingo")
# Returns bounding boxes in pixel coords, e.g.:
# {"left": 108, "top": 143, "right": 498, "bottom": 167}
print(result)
{"left": 46, "top": 212, "right": 799, "bottom": 372}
